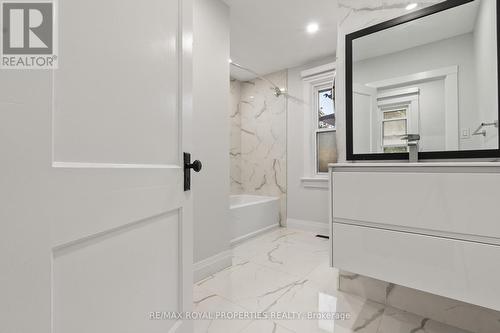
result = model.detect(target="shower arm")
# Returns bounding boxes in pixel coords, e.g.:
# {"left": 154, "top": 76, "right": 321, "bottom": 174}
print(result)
{"left": 230, "top": 61, "right": 285, "bottom": 96}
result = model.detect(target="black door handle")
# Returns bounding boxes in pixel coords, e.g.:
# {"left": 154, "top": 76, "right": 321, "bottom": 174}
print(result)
{"left": 187, "top": 160, "right": 202, "bottom": 172}
{"left": 184, "top": 153, "right": 202, "bottom": 191}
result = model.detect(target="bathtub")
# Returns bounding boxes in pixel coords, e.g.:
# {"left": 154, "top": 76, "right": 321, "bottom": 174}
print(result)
{"left": 230, "top": 195, "right": 280, "bottom": 245}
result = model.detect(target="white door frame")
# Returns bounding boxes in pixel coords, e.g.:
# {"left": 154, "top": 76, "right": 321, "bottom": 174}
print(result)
{"left": 367, "top": 66, "right": 459, "bottom": 150}
{"left": 377, "top": 88, "right": 420, "bottom": 152}
{"left": 352, "top": 83, "right": 377, "bottom": 153}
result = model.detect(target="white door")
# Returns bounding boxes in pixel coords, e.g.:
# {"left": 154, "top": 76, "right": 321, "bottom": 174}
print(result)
{"left": 0, "top": 0, "right": 194, "bottom": 332}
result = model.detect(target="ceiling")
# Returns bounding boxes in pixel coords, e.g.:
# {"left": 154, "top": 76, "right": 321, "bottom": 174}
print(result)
{"left": 223, "top": 0, "right": 338, "bottom": 81}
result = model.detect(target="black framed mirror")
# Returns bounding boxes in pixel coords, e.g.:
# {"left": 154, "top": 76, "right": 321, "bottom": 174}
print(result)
{"left": 346, "top": 0, "right": 500, "bottom": 160}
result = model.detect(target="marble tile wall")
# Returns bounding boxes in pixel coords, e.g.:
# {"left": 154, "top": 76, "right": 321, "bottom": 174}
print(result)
{"left": 230, "top": 79, "right": 243, "bottom": 194}
{"left": 334, "top": 2, "right": 500, "bottom": 332}
{"left": 229, "top": 71, "right": 287, "bottom": 224}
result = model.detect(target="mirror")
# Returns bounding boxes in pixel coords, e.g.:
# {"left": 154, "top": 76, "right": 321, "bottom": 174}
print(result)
{"left": 346, "top": 0, "right": 500, "bottom": 160}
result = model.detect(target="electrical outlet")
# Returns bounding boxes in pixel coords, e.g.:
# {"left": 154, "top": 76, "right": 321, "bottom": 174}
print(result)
{"left": 461, "top": 128, "right": 471, "bottom": 139}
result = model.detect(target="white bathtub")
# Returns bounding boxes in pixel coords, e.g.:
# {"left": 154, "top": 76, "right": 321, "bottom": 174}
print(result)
{"left": 230, "top": 195, "right": 280, "bottom": 245}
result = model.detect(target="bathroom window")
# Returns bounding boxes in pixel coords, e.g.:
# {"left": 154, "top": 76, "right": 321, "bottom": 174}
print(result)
{"left": 300, "top": 63, "right": 336, "bottom": 186}
{"left": 315, "top": 84, "right": 337, "bottom": 173}
{"left": 381, "top": 107, "right": 408, "bottom": 153}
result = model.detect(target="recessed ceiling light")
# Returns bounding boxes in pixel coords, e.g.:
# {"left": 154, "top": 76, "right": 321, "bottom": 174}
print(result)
{"left": 306, "top": 23, "right": 319, "bottom": 34}
{"left": 406, "top": 3, "right": 418, "bottom": 10}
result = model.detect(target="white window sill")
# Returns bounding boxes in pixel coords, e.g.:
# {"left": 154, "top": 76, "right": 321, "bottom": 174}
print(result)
{"left": 300, "top": 177, "right": 329, "bottom": 189}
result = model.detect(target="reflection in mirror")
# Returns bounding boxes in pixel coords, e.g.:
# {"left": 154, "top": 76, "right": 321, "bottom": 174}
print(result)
{"left": 317, "top": 84, "right": 337, "bottom": 172}
{"left": 351, "top": 0, "right": 499, "bottom": 157}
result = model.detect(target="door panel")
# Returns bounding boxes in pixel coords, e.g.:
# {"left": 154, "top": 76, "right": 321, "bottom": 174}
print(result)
{"left": 54, "top": 0, "right": 180, "bottom": 165}
{"left": 54, "top": 211, "right": 181, "bottom": 333}
{"left": 51, "top": 170, "right": 182, "bottom": 247}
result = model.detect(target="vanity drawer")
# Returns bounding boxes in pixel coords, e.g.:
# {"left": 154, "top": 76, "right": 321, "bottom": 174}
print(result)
{"left": 332, "top": 222, "right": 500, "bottom": 311}
{"left": 333, "top": 171, "right": 500, "bottom": 243}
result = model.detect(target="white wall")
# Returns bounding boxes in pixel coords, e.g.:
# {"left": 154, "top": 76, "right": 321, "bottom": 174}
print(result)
{"left": 193, "top": 0, "right": 231, "bottom": 277}
{"left": 287, "top": 57, "right": 336, "bottom": 227}
{"left": 353, "top": 33, "right": 478, "bottom": 151}
{"left": 474, "top": 0, "right": 498, "bottom": 149}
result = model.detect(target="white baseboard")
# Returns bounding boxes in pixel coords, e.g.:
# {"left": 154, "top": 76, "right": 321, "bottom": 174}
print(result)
{"left": 286, "top": 218, "right": 329, "bottom": 235}
{"left": 230, "top": 223, "right": 280, "bottom": 247}
{"left": 193, "top": 249, "right": 233, "bottom": 283}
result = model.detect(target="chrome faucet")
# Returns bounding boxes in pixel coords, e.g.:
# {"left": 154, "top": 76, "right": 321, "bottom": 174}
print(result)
{"left": 401, "top": 134, "right": 420, "bottom": 163}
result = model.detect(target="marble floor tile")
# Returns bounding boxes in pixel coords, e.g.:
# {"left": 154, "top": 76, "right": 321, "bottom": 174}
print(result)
{"left": 266, "top": 278, "right": 339, "bottom": 333}
{"left": 259, "top": 228, "right": 330, "bottom": 253}
{"left": 232, "top": 227, "right": 328, "bottom": 262}
{"left": 344, "top": 271, "right": 500, "bottom": 333}
{"left": 305, "top": 258, "right": 339, "bottom": 294}
{"left": 239, "top": 320, "right": 296, "bottom": 333}
{"left": 385, "top": 284, "right": 481, "bottom": 332}
{"left": 198, "top": 260, "right": 302, "bottom": 312}
{"left": 339, "top": 271, "right": 390, "bottom": 305}
{"left": 194, "top": 228, "right": 477, "bottom": 333}
{"left": 251, "top": 241, "right": 327, "bottom": 278}
{"left": 332, "top": 292, "right": 386, "bottom": 333}
{"left": 193, "top": 285, "right": 251, "bottom": 333}
{"left": 377, "top": 306, "right": 472, "bottom": 333}
{"left": 231, "top": 233, "right": 282, "bottom": 261}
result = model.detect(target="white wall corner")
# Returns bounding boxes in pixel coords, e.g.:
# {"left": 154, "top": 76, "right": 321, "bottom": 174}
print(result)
{"left": 193, "top": 0, "right": 232, "bottom": 268}
{"left": 286, "top": 218, "right": 329, "bottom": 235}
{"left": 193, "top": 249, "right": 233, "bottom": 283}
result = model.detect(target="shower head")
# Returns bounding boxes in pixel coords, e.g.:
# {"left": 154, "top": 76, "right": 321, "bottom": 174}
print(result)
{"left": 272, "top": 86, "right": 287, "bottom": 97}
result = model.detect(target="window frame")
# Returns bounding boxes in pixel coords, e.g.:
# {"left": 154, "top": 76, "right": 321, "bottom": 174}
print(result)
{"left": 381, "top": 106, "right": 409, "bottom": 152}
{"left": 312, "top": 80, "right": 336, "bottom": 175}
{"left": 299, "top": 62, "right": 336, "bottom": 188}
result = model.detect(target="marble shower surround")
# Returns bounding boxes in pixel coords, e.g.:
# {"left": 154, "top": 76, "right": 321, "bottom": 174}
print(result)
{"left": 229, "top": 71, "right": 287, "bottom": 224}
{"left": 230, "top": 79, "right": 243, "bottom": 194}
{"left": 334, "top": 2, "right": 500, "bottom": 332}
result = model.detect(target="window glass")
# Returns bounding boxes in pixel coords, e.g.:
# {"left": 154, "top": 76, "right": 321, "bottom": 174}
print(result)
{"left": 384, "top": 146, "right": 408, "bottom": 153}
{"left": 318, "top": 88, "right": 335, "bottom": 129}
{"left": 383, "top": 119, "right": 407, "bottom": 146}
{"left": 383, "top": 109, "right": 406, "bottom": 120}
{"left": 317, "top": 131, "right": 337, "bottom": 173}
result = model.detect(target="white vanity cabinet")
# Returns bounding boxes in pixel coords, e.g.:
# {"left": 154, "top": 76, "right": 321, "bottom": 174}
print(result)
{"left": 329, "top": 163, "right": 500, "bottom": 311}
